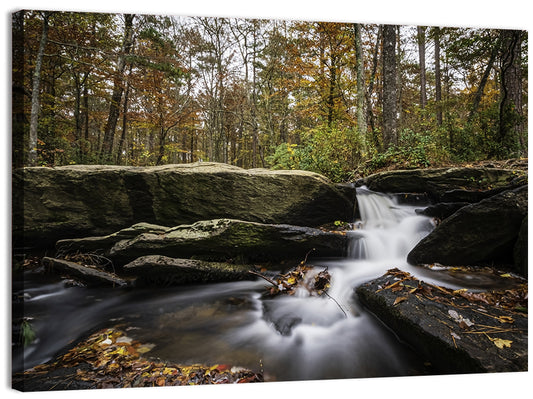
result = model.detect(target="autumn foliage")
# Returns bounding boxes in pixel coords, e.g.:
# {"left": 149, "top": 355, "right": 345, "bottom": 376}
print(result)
{"left": 13, "top": 11, "right": 527, "bottom": 180}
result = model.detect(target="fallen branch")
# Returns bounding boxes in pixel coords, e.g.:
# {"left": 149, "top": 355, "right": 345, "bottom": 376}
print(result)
{"left": 323, "top": 291, "right": 347, "bottom": 318}
{"left": 248, "top": 270, "right": 278, "bottom": 287}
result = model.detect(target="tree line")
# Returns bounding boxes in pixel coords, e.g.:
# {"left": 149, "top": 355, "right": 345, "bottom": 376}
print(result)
{"left": 12, "top": 10, "right": 527, "bottom": 181}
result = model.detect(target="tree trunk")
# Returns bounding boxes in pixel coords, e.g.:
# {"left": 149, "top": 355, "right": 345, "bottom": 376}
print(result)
{"left": 498, "top": 29, "right": 523, "bottom": 158}
{"left": 417, "top": 26, "right": 427, "bottom": 109}
{"left": 28, "top": 12, "right": 51, "bottom": 166}
{"left": 116, "top": 73, "right": 131, "bottom": 164}
{"left": 82, "top": 74, "right": 90, "bottom": 156}
{"left": 468, "top": 38, "right": 499, "bottom": 124}
{"left": 101, "top": 14, "right": 135, "bottom": 162}
{"left": 354, "top": 23, "right": 366, "bottom": 152}
{"left": 382, "top": 25, "right": 398, "bottom": 149}
{"left": 366, "top": 25, "right": 382, "bottom": 151}
{"left": 12, "top": 11, "right": 26, "bottom": 168}
{"left": 434, "top": 27, "right": 443, "bottom": 126}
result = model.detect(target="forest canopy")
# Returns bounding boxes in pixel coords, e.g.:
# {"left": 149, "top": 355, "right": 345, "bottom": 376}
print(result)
{"left": 12, "top": 11, "right": 528, "bottom": 181}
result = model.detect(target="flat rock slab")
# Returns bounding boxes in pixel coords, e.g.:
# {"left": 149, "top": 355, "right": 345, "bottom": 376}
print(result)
{"left": 356, "top": 269, "right": 527, "bottom": 374}
{"left": 42, "top": 257, "right": 130, "bottom": 287}
{"left": 123, "top": 255, "right": 253, "bottom": 286}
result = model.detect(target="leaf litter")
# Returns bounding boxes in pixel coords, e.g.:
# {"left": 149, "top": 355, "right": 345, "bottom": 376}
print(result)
{"left": 377, "top": 268, "right": 527, "bottom": 350}
{"left": 21, "top": 328, "right": 263, "bottom": 389}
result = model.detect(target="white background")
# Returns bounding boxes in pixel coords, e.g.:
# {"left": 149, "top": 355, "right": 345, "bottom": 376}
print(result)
{"left": 2, "top": 1, "right": 531, "bottom": 398}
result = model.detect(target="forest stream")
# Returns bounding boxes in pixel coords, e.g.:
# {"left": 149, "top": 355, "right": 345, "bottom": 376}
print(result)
{"left": 13, "top": 188, "right": 521, "bottom": 382}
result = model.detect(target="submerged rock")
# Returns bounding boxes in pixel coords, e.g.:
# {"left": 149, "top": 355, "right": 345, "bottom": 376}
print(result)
{"left": 407, "top": 185, "right": 528, "bottom": 272}
{"left": 356, "top": 270, "right": 528, "bottom": 373}
{"left": 14, "top": 163, "right": 356, "bottom": 247}
{"left": 123, "top": 255, "right": 253, "bottom": 286}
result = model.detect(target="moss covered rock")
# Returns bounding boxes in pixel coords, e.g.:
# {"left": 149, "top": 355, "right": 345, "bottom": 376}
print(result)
{"left": 56, "top": 219, "right": 347, "bottom": 266}
{"left": 108, "top": 219, "right": 347, "bottom": 265}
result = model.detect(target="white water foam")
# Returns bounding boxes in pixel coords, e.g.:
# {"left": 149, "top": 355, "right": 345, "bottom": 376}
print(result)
{"left": 226, "top": 186, "right": 436, "bottom": 380}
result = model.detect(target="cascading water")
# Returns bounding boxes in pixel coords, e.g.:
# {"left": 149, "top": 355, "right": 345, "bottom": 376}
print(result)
{"left": 223, "top": 186, "right": 436, "bottom": 380}
{"left": 15, "top": 187, "right": 439, "bottom": 380}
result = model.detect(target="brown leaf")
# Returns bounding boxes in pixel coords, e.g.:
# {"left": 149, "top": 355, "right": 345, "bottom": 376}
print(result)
{"left": 393, "top": 296, "right": 408, "bottom": 306}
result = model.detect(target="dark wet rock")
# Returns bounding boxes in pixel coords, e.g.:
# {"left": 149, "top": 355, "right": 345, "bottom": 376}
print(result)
{"left": 123, "top": 255, "right": 253, "bottom": 286}
{"left": 262, "top": 300, "right": 303, "bottom": 336}
{"left": 356, "top": 167, "right": 526, "bottom": 202}
{"left": 513, "top": 216, "right": 528, "bottom": 278}
{"left": 356, "top": 271, "right": 528, "bottom": 373}
{"left": 393, "top": 192, "right": 431, "bottom": 206}
{"left": 14, "top": 163, "right": 356, "bottom": 248}
{"left": 42, "top": 257, "right": 130, "bottom": 287}
{"left": 416, "top": 202, "right": 470, "bottom": 220}
{"left": 407, "top": 185, "right": 528, "bottom": 272}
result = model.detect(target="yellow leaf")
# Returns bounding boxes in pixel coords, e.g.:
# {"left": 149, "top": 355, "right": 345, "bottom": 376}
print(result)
{"left": 393, "top": 296, "right": 408, "bottom": 306}
{"left": 500, "top": 273, "right": 512, "bottom": 278}
{"left": 163, "top": 367, "right": 177, "bottom": 375}
{"left": 490, "top": 337, "right": 512, "bottom": 349}
{"left": 287, "top": 276, "right": 297, "bottom": 285}
{"left": 496, "top": 316, "right": 514, "bottom": 324}
{"left": 453, "top": 288, "right": 468, "bottom": 295}
{"left": 136, "top": 343, "right": 155, "bottom": 354}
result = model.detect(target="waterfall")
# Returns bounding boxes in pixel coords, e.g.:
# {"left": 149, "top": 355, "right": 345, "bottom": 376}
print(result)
{"left": 227, "top": 186, "right": 436, "bottom": 380}
{"left": 347, "top": 186, "right": 434, "bottom": 261}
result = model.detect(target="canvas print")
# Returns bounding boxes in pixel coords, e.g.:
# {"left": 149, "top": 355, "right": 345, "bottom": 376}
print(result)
{"left": 11, "top": 8, "right": 527, "bottom": 392}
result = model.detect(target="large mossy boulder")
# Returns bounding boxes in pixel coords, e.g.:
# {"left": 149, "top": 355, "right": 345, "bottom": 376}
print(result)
{"left": 57, "top": 219, "right": 347, "bottom": 266}
{"left": 407, "top": 185, "right": 528, "bottom": 272}
{"left": 357, "top": 167, "right": 526, "bottom": 202}
{"left": 13, "top": 163, "right": 356, "bottom": 247}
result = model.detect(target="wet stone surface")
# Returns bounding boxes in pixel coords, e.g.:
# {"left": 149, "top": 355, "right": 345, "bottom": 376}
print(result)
{"left": 356, "top": 269, "right": 528, "bottom": 373}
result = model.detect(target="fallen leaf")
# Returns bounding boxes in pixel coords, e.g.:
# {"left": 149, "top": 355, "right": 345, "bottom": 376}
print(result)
{"left": 393, "top": 296, "right": 408, "bottom": 306}
{"left": 116, "top": 336, "right": 133, "bottom": 344}
{"left": 490, "top": 337, "right": 512, "bottom": 349}
{"left": 496, "top": 315, "right": 514, "bottom": 324}
{"left": 136, "top": 343, "right": 155, "bottom": 354}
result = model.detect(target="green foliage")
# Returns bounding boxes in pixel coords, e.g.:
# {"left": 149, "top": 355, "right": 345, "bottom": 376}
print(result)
{"left": 267, "top": 126, "right": 365, "bottom": 182}
{"left": 368, "top": 129, "right": 448, "bottom": 171}
{"left": 266, "top": 143, "right": 300, "bottom": 170}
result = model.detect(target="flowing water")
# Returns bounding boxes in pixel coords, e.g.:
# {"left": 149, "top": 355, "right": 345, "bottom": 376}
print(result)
{"left": 13, "top": 187, "right": 511, "bottom": 381}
